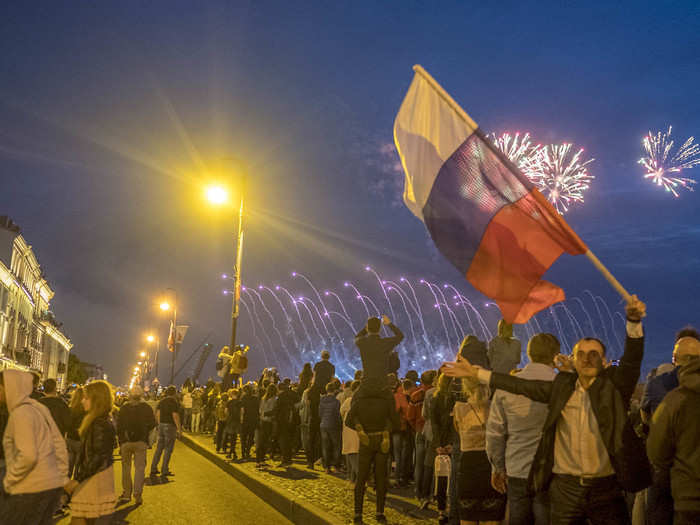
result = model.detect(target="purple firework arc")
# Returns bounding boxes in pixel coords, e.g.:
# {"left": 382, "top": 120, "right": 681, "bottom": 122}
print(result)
{"left": 221, "top": 266, "right": 627, "bottom": 379}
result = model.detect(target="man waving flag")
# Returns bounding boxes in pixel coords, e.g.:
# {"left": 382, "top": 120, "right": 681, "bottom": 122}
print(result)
{"left": 394, "top": 66, "right": 589, "bottom": 323}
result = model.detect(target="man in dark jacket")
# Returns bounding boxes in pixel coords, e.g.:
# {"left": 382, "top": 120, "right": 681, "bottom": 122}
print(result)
{"left": 346, "top": 383, "right": 397, "bottom": 525}
{"left": 443, "top": 295, "right": 648, "bottom": 525}
{"left": 640, "top": 327, "right": 700, "bottom": 525}
{"left": 353, "top": 315, "right": 404, "bottom": 400}
{"left": 319, "top": 382, "right": 342, "bottom": 473}
{"left": 39, "top": 378, "right": 71, "bottom": 438}
{"left": 117, "top": 385, "right": 156, "bottom": 505}
{"left": 647, "top": 339, "right": 700, "bottom": 525}
{"left": 275, "top": 382, "right": 299, "bottom": 467}
{"left": 313, "top": 351, "right": 335, "bottom": 389}
{"left": 240, "top": 384, "right": 259, "bottom": 459}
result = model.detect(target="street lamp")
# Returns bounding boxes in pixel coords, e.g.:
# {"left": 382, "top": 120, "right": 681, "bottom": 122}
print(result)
{"left": 158, "top": 289, "right": 178, "bottom": 385}
{"left": 205, "top": 185, "right": 229, "bottom": 205}
{"left": 145, "top": 334, "right": 159, "bottom": 378}
{"left": 205, "top": 167, "right": 248, "bottom": 359}
{"left": 140, "top": 351, "right": 146, "bottom": 359}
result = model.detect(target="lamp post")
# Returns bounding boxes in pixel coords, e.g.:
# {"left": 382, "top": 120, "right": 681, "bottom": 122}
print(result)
{"left": 159, "top": 289, "right": 178, "bottom": 385}
{"left": 205, "top": 165, "right": 248, "bottom": 358}
{"left": 145, "top": 334, "right": 158, "bottom": 380}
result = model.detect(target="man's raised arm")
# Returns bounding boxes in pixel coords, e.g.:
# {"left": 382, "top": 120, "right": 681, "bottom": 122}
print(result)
{"left": 354, "top": 326, "right": 368, "bottom": 345}
{"left": 441, "top": 359, "right": 553, "bottom": 404}
{"left": 612, "top": 295, "right": 646, "bottom": 403}
{"left": 382, "top": 315, "right": 404, "bottom": 345}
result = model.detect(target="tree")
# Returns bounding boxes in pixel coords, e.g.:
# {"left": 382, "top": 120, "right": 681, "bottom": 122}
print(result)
{"left": 67, "top": 353, "right": 88, "bottom": 385}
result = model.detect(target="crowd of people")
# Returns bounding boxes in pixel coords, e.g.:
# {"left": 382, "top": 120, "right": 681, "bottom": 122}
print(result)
{"left": 1, "top": 294, "right": 699, "bottom": 525}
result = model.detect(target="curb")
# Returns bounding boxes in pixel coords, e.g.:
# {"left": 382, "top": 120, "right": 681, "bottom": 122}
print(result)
{"left": 180, "top": 434, "right": 345, "bottom": 525}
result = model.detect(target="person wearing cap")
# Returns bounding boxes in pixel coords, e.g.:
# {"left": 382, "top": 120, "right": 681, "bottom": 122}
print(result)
{"left": 116, "top": 385, "right": 155, "bottom": 505}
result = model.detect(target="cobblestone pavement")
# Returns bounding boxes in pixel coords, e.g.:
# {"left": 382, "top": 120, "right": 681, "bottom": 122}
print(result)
{"left": 57, "top": 440, "right": 292, "bottom": 525}
{"left": 186, "top": 431, "right": 438, "bottom": 525}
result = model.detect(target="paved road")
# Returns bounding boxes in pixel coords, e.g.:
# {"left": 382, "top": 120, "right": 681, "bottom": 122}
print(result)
{"left": 59, "top": 440, "right": 293, "bottom": 525}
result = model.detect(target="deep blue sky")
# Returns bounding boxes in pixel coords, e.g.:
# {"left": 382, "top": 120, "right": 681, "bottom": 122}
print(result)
{"left": 1, "top": 2, "right": 699, "bottom": 383}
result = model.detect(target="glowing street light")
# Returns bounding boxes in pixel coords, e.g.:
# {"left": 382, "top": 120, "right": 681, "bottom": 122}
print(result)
{"left": 157, "top": 288, "right": 178, "bottom": 384}
{"left": 204, "top": 165, "right": 248, "bottom": 358}
{"left": 140, "top": 351, "right": 147, "bottom": 358}
{"left": 146, "top": 335, "right": 155, "bottom": 343}
{"left": 205, "top": 184, "right": 229, "bottom": 205}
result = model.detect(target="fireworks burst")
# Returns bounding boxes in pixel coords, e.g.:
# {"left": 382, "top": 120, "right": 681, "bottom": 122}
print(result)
{"left": 638, "top": 126, "right": 699, "bottom": 197}
{"left": 522, "top": 144, "right": 595, "bottom": 214}
{"left": 489, "top": 132, "right": 541, "bottom": 167}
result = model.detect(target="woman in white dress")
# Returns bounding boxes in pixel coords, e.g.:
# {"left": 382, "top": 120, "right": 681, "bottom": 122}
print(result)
{"left": 64, "top": 380, "right": 117, "bottom": 524}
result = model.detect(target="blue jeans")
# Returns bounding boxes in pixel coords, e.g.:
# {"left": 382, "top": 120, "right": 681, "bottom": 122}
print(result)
{"left": 150, "top": 423, "right": 176, "bottom": 475}
{"left": 320, "top": 428, "right": 342, "bottom": 469}
{"left": 507, "top": 476, "right": 549, "bottom": 525}
{"left": 414, "top": 432, "right": 428, "bottom": 499}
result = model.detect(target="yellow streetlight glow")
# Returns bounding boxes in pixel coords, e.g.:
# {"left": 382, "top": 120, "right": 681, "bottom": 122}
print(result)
{"left": 159, "top": 301, "right": 171, "bottom": 311}
{"left": 134, "top": 366, "right": 140, "bottom": 372}
{"left": 205, "top": 185, "right": 229, "bottom": 205}
{"left": 140, "top": 351, "right": 147, "bottom": 358}
{"left": 146, "top": 335, "right": 155, "bottom": 343}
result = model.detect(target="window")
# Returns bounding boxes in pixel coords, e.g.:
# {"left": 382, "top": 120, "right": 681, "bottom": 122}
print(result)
{"left": 0, "top": 286, "right": 7, "bottom": 313}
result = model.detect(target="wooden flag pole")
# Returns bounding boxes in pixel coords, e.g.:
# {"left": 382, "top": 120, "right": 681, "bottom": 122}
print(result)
{"left": 411, "top": 63, "right": 634, "bottom": 305}
{"left": 584, "top": 250, "right": 633, "bottom": 303}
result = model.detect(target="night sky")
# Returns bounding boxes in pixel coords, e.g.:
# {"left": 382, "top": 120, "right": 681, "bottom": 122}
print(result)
{"left": 2, "top": 2, "right": 699, "bottom": 384}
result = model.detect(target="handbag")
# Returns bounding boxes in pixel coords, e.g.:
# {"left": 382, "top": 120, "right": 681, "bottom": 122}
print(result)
{"left": 434, "top": 454, "right": 451, "bottom": 496}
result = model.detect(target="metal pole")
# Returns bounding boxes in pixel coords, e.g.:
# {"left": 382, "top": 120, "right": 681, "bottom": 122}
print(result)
{"left": 154, "top": 335, "right": 159, "bottom": 379}
{"left": 169, "top": 290, "right": 178, "bottom": 385}
{"left": 230, "top": 171, "right": 247, "bottom": 354}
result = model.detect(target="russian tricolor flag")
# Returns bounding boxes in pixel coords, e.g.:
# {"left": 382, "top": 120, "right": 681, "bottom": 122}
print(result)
{"left": 394, "top": 66, "right": 588, "bottom": 324}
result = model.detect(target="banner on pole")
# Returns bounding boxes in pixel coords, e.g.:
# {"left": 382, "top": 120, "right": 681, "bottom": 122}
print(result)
{"left": 175, "top": 325, "right": 189, "bottom": 345}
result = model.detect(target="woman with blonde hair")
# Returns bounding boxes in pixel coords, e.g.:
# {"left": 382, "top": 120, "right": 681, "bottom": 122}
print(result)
{"left": 64, "top": 381, "right": 117, "bottom": 524}
{"left": 453, "top": 375, "right": 505, "bottom": 525}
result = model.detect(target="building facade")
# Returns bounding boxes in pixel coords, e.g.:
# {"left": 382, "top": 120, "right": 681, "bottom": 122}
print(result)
{"left": 0, "top": 216, "right": 72, "bottom": 389}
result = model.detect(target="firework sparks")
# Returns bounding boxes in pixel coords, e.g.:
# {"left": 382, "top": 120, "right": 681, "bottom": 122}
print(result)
{"left": 522, "top": 144, "right": 595, "bottom": 214}
{"left": 638, "top": 126, "right": 699, "bottom": 197}
{"left": 489, "top": 132, "right": 541, "bottom": 167}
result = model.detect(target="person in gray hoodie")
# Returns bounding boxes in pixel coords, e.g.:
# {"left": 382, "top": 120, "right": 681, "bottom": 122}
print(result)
{"left": 647, "top": 336, "right": 700, "bottom": 525}
{"left": 0, "top": 369, "right": 69, "bottom": 525}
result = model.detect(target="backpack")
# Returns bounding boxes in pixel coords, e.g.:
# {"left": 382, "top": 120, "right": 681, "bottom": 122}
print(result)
{"left": 233, "top": 351, "right": 248, "bottom": 372}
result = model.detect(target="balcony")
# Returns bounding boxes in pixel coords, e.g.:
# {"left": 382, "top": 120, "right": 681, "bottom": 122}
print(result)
{"left": 38, "top": 310, "right": 63, "bottom": 330}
